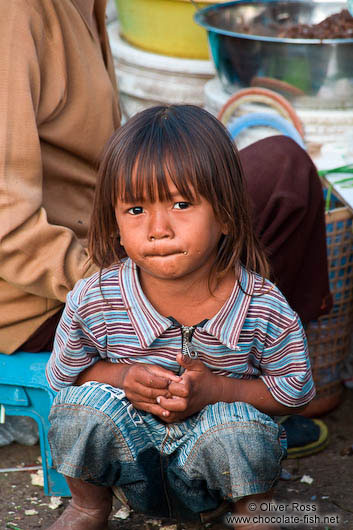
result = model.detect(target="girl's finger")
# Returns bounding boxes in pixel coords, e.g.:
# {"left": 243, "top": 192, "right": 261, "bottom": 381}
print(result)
{"left": 156, "top": 395, "right": 186, "bottom": 412}
{"left": 134, "top": 366, "right": 180, "bottom": 389}
{"left": 133, "top": 400, "right": 171, "bottom": 418}
{"left": 127, "top": 384, "right": 171, "bottom": 402}
{"left": 162, "top": 412, "right": 185, "bottom": 424}
{"left": 167, "top": 380, "right": 189, "bottom": 398}
{"left": 130, "top": 370, "right": 168, "bottom": 390}
{"left": 176, "top": 353, "right": 205, "bottom": 371}
{"left": 146, "top": 365, "right": 181, "bottom": 383}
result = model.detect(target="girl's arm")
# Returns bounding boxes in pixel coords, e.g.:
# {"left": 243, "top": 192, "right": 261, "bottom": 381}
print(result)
{"left": 157, "top": 354, "right": 307, "bottom": 422}
{"left": 208, "top": 373, "right": 307, "bottom": 415}
{"left": 75, "top": 359, "right": 127, "bottom": 387}
{"left": 158, "top": 309, "right": 314, "bottom": 422}
{"left": 46, "top": 283, "right": 180, "bottom": 413}
{"left": 46, "top": 277, "right": 181, "bottom": 419}
{"left": 75, "top": 359, "right": 182, "bottom": 418}
{"left": 0, "top": 3, "right": 98, "bottom": 312}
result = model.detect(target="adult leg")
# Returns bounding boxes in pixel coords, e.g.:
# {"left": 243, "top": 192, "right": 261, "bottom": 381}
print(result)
{"left": 17, "top": 307, "right": 63, "bottom": 352}
{"left": 239, "top": 135, "right": 332, "bottom": 324}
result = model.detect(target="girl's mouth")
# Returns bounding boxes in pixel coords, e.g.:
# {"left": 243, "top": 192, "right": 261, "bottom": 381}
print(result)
{"left": 146, "top": 251, "right": 186, "bottom": 257}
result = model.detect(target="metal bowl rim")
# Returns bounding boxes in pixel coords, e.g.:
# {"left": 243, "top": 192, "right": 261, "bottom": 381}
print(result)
{"left": 194, "top": 0, "right": 353, "bottom": 44}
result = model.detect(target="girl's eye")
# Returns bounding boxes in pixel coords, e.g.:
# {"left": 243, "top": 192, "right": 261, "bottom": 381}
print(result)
{"left": 128, "top": 206, "right": 144, "bottom": 215}
{"left": 173, "top": 202, "right": 190, "bottom": 210}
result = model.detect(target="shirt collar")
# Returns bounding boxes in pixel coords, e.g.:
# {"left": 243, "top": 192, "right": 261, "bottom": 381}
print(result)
{"left": 202, "top": 266, "right": 255, "bottom": 350}
{"left": 119, "top": 258, "right": 255, "bottom": 350}
{"left": 119, "top": 259, "right": 172, "bottom": 349}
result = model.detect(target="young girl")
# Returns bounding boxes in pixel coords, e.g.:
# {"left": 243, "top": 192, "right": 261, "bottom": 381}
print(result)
{"left": 46, "top": 105, "right": 315, "bottom": 530}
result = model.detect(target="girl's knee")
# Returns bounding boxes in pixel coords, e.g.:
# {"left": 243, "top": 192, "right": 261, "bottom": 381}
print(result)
{"left": 50, "top": 382, "right": 132, "bottom": 425}
{"left": 197, "top": 413, "right": 283, "bottom": 468}
{"left": 182, "top": 404, "right": 284, "bottom": 499}
{"left": 202, "top": 401, "right": 279, "bottom": 433}
{"left": 48, "top": 382, "right": 136, "bottom": 471}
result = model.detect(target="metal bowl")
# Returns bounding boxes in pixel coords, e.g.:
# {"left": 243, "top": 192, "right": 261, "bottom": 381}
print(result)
{"left": 194, "top": 0, "right": 353, "bottom": 108}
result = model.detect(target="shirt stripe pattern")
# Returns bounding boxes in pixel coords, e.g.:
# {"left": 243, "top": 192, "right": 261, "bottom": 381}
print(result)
{"left": 46, "top": 259, "right": 315, "bottom": 407}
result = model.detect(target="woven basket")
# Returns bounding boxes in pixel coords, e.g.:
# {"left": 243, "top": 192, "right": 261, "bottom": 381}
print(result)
{"left": 304, "top": 204, "right": 353, "bottom": 416}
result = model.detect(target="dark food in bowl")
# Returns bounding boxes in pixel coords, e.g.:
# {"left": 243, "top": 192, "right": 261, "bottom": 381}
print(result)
{"left": 279, "top": 9, "right": 353, "bottom": 39}
{"left": 194, "top": 1, "right": 353, "bottom": 108}
{"left": 238, "top": 9, "right": 353, "bottom": 39}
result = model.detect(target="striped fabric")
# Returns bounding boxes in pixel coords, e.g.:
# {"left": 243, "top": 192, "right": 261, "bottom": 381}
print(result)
{"left": 50, "top": 381, "right": 287, "bottom": 512}
{"left": 46, "top": 258, "right": 315, "bottom": 407}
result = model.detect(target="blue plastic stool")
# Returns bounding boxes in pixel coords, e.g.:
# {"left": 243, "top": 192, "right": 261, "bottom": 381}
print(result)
{"left": 0, "top": 351, "right": 70, "bottom": 496}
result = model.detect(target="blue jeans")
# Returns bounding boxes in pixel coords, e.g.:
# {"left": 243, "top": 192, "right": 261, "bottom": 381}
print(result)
{"left": 48, "top": 382, "right": 286, "bottom": 521}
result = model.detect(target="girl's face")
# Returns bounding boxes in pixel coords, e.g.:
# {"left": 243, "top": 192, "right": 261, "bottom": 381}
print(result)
{"left": 115, "top": 177, "right": 226, "bottom": 286}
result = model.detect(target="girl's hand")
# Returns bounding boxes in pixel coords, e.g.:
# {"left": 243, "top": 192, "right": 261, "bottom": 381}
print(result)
{"left": 122, "top": 363, "right": 181, "bottom": 417}
{"left": 159, "top": 359, "right": 308, "bottom": 419}
{"left": 156, "top": 353, "right": 220, "bottom": 423}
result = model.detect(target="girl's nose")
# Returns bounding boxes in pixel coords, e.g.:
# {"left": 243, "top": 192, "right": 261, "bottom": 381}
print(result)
{"left": 148, "top": 209, "right": 173, "bottom": 240}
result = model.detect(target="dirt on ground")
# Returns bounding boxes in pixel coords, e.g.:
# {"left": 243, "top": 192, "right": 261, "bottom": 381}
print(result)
{"left": 1, "top": 387, "right": 353, "bottom": 530}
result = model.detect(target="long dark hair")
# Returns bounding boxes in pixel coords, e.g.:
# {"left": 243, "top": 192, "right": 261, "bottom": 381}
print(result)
{"left": 88, "top": 104, "right": 269, "bottom": 280}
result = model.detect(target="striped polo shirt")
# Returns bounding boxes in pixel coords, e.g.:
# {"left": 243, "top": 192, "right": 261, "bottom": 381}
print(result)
{"left": 46, "top": 258, "right": 315, "bottom": 407}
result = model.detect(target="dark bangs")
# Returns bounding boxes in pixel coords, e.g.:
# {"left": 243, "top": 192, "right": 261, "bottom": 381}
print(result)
{"left": 114, "top": 105, "right": 237, "bottom": 213}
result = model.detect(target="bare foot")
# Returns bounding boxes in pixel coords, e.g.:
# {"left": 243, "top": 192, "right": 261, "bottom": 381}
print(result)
{"left": 231, "top": 491, "right": 280, "bottom": 530}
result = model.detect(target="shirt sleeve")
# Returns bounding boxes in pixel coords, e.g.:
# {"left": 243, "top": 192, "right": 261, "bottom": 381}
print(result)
{"left": 260, "top": 316, "right": 316, "bottom": 407}
{"left": 46, "top": 280, "right": 101, "bottom": 391}
{"left": 0, "top": 2, "right": 96, "bottom": 304}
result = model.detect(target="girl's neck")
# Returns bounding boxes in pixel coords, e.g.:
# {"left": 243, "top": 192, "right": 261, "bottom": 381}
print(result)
{"left": 138, "top": 267, "right": 236, "bottom": 326}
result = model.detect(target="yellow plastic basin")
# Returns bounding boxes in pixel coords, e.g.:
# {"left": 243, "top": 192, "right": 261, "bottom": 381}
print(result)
{"left": 115, "top": 0, "right": 226, "bottom": 59}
